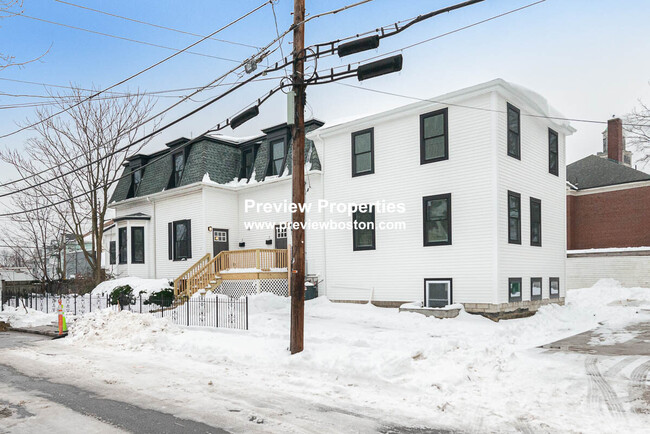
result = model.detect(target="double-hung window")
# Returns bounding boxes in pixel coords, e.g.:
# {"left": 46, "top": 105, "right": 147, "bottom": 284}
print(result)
{"left": 420, "top": 108, "right": 448, "bottom": 164}
{"left": 131, "top": 227, "right": 145, "bottom": 264}
{"left": 530, "top": 198, "right": 542, "bottom": 247}
{"left": 240, "top": 148, "right": 255, "bottom": 179}
{"left": 508, "top": 191, "right": 521, "bottom": 244}
{"left": 509, "top": 278, "right": 522, "bottom": 302}
{"left": 423, "top": 193, "right": 451, "bottom": 246}
{"left": 118, "top": 228, "right": 127, "bottom": 264}
{"left": 168, "top": 220, "right": 191, "bottom": 261}
{"left": 531, "top": 277, "right": 542, "bottom": 301}
{"left": 352, "top": 205, "right": 376, "bottom": 250}
{"left": 550, "top": 277, "right": 560, "bottom": 299}
{"left": 549, "top": 129, "right": 559, "bottom": 176}
{"left": 109, "top": 241, "right": 116, "bottom": 265}
{"left": 268, "top": 139, "right": 286, "bottom": 176}
{"left": 172, "top": 152, "right": 184, "bottom": 188}
{"left": 351, "top": 128, "right": 374, "bottom": 177}
{"left": 507, "top": 103, "right": 521, "bottom": 159}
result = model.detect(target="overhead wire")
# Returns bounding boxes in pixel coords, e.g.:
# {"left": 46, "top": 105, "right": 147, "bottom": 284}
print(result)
{"left": 0, "top": 0, "right": 273, "bottom": 139}
{"left": 53, "top": 0, "right": 261, "bottom": 49}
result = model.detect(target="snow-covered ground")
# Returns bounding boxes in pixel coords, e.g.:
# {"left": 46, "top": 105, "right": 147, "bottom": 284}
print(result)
{"left": 90, "top": 276, "right": 172, "bottom": 298}
{"left": 2, "top": 279, "right": 650, "bottom": 432}
{"left": 0, "top": 307, "right": 56, "bottom": 328}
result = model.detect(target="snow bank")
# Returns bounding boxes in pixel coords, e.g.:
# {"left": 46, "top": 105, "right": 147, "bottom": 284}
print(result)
{"left": 0, "top": 306, "right": 56, "bottom": 328}
{"left": 91, "top": 277, "right": 172, "bottom": 298}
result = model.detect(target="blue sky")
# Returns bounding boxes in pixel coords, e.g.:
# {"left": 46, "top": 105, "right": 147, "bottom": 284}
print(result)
{"left": 2, "top": 0, "right": 650, "bottom": 182}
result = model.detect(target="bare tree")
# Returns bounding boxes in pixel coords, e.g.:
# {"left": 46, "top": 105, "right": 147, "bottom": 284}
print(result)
{"left": 625, "top": 100, "right": 650, "bottom": 169}
{"left": 1, "top": 87, "right": 157, "bottom": 285}
{"left": 0, "top": 192, "right": 66, "bottom": 281}
{"left": 0, "top": 1, "right": 48, "bottom": 70}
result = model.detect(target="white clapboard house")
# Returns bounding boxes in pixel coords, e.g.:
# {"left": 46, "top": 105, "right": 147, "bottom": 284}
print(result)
{"left": 104, "top": 79, "right": 574, "bottom": 317}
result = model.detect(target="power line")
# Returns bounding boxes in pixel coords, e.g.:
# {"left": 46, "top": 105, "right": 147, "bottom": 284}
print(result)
{"left": 7, "top": 11, "right": 243, "bottom": 63}
{"left": 0, "top": 0, "right": 272, "bottom": 140}
{"left": 0, "top": 0, "right": 378, "bottom": 191}
{"left": 53, "top": 0, "right": 260, "bottom": 49}
{"left": 334, "top": 82, "right": 648, "bottom": 128}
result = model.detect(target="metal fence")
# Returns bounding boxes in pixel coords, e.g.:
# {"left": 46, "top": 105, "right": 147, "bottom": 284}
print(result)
{"left": 2, "top": 293, "right": 248, "bottom": 330}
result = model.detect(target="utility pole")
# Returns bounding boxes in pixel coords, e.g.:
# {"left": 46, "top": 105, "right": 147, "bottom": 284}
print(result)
{"left": 290, "top": 0, "right": 306, "bottom": 355}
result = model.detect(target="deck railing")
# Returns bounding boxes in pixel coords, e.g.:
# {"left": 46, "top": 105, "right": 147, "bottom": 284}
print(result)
{"left": 173, "top": 249, "right": 289, "bottom": 298}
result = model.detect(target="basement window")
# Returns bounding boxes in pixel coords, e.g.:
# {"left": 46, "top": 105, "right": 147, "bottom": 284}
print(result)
{"left": 550, "top": 277, "right": 560, "bottom": 299}
{"left": 352, "top": 128, "right": 374, "bottom": 177}
{"left": 549, "top": 129, "right": 559, "bottom": 176}
{"left": 420, "top": 108, "right": 448, "bottom": 164}
{"left": 509, "top": 278, "right": 522, "bottom": 302}
{"left": 424, "top": 279, "right": 452, "bottom": 308}
{"left": 508, "top": 191, "right": 521, "bottom": 244}
{"left": 507, "top": 103, "right": 521, "bottom": 159}
{"left": 531, "top": 277, "right": 542, "bottom": 301}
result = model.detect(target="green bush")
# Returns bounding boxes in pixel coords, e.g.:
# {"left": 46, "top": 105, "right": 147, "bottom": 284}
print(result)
{"left": 143, "top": 288, "right": 175, "bottom": 307}
{"left": 109, "top": 285, "right": 134, "bottom": 307}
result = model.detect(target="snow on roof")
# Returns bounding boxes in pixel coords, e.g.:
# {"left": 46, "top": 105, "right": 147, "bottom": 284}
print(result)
{"left": 205, "top": 133, "right": 264, "bottom": 144}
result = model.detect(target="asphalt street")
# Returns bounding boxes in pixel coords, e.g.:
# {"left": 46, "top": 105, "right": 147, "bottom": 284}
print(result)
{"left": 0, "top": 332, "right": 228, "bottom": 434}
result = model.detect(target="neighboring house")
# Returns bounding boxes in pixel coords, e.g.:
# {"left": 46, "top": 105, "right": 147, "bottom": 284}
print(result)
{"left": 105, "top": 79, "right": 574, "bottom": 318}
{"left": 566, "top": 118, "right": 650, "bottom": 288}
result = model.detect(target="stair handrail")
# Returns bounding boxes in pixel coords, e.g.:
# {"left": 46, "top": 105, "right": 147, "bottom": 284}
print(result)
{"left": 173, "top": 253, "right": 210, "bottom": 297}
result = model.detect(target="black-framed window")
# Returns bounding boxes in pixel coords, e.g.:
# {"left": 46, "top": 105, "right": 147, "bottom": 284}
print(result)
{"left": 423, "top": 193, "right": 451, "bottom": 246}
{"left": 268, "top": 139, "right": 286, "bottom": 176}
{"left": 531, "top": 277, "right": 542, "bottom": 301}
{"left": 352, "top": 205, "right": 376, "bottom": 250}
{"left": 127, "top": 166, "right": 143, "bottom": 199}
{"left": 424, "top": 278, "right": 453, "bottom": 308}
{"left": 171, "top": 152, "right": 185, "bottom": 188}
{"left": 240, "top": 147, "right": 255, "bottom": 179}
{"left": 420, "top": 108, "right": 449, "bottom": 164}
{"left": 508, "top": 191, "right": 521, "bottom": 244}
{"left": 509, "top": 277, "right": 522, "bottom": 302}
{"left": 530, "top": 197, "right": 542, "bottom": 247}
{"left": 109, "top": 241, "right": 116, "bottom": 265}
{"left": 169, "top": 220, "right": 191, "bottom": 261}
{"left": 507, "top": 103, "right": 520, "bottom": 159}
{"left": 550, "top": 277, "right": 560, "bottom": 299}
{"left": 549, "top": 128, "right": 559, "bottom": 176}
{"left": 118, "top": 228, "right": 127, "bottom": 264}
{"left": 351, "top": 128, "right": 374, "bottom": 177}
{"left": 131, "top": 227, "right": 145, "bottom": 264}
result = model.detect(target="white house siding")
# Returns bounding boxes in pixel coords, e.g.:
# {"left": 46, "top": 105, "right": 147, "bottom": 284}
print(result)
{"left": 312, "top": 92, "right": 496, "bottom": 305}
{"left": 567, "top": 253, "right": 650, "bottom": 289}
{"left": 236, "top": 174, "right": 325, "bottom": 280}
{"left": 496, "top": 92, "right": 568, "bottom": 305}
{"left": 203, "top": 187, "right": 240, "bottom": 255}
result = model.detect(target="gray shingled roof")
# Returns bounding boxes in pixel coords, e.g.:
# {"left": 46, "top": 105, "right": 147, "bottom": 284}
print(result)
{"left": 110, "top": 120, "right": 324, "bottom": 203}
{"left": 567, "top": 155, "right": 650, "bottom": 190}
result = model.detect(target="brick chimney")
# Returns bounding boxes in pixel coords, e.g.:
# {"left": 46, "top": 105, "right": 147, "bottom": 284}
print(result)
{"left": 607, "top": 118, "right": 624, "bottom": 163}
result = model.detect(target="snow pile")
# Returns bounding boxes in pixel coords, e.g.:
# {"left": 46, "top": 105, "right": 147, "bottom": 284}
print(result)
{"left": 91, "top": 277, "right": 172, "bottom": 298}
{"left": 0, "top": 306, "right": 56, "bottom": 328}
{"left": 68, "top": 309, "right": 182, "bottom": 349}
{"left": 51, "top": 281, "right": 650, "bottom": 432}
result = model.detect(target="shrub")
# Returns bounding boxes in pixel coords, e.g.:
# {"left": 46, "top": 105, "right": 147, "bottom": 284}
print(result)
{"left": 109, "top": 285, "right": 134, "bottom": 307}
{"left": 143, "top": 288, "right": 175, "bottom": 307}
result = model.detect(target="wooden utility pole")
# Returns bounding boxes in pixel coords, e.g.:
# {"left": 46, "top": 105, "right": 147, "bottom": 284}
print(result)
{"left": 290, "top": 0, "right": 306, "bottom": 354}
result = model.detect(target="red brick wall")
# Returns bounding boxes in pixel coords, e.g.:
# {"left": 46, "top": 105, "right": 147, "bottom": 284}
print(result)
{"left": 567, "top": 185, "right": 650, "bottom": 250}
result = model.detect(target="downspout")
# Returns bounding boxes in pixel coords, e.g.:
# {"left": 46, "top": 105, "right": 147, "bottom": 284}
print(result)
{"left": 147, "top": 197, "right": 157, "bottom": 279}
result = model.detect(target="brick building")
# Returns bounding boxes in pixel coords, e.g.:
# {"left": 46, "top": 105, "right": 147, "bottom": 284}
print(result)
{"left": 566, "top": 118, "right": 650, "bottom": 288}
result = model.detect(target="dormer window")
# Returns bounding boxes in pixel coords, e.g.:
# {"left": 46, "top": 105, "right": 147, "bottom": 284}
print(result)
{"left": 268, "top": 139, "right": 286, "bottom": 176}
{"left": 126, "top": 165, "right": 143, "bottom": 199}
{"left": 171, "top": 152, "right": 184, "bottom": 188}
{"left": 240, "top": 148, "right": 255, "bottom": 179}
